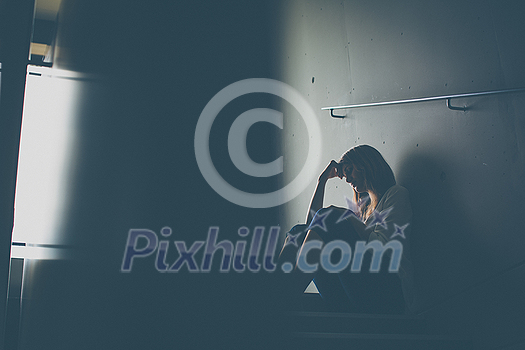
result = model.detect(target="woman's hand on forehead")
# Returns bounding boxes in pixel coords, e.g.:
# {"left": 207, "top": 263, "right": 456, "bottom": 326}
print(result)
{"left": 320, "top": 160, "right": 343, "bottom": 181}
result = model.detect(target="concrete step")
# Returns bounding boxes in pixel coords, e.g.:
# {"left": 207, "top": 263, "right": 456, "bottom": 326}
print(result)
{"left": 289, "top": 332, "right": 473, "bottom": 350}
{"left": 291, "top": 311, "right": 428, "bottom": 335}
{"left": 291, "top": 293, "right": 473, "bottom": 349}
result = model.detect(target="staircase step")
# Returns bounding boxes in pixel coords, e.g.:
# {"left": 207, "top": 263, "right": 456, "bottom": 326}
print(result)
{"left": 291, "top": 311, "right": 428, "bottom": 335}
{"left": 290, "top": 332, "right": 473, "bottom": 350}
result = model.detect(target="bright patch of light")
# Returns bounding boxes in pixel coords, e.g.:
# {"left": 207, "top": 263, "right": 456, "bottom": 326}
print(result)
{"left": 10, "top": 245, "right": 69, "bottom": 260}
{"left": 12, "top": 66, "right": 82, "bottom": 258}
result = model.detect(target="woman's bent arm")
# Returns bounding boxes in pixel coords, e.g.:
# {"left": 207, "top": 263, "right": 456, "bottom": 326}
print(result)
{"left": 306, "top": 160, "right": 341, "bottom": 224}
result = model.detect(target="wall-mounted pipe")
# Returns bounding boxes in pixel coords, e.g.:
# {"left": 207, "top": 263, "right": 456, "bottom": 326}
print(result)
{"left": 322, "top": 87, "right": 525, "bottom": 118}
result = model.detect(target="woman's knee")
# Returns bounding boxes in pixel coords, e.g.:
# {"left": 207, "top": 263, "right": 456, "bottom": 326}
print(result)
{"left": 315, "top": 205, "right": 351, "bottom": 219}
{"left": 287, "top": 224, "right": 309, "bottom": 236}
{"left": 315, "top": 206, "right": 334, "bottom": 217}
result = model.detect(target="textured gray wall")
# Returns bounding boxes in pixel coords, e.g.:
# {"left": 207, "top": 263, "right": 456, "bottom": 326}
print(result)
{"left": 279, "top": 0, "right": 525, "bottom": 348}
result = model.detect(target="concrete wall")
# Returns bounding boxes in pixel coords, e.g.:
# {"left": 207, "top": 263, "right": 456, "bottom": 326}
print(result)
{"left": 279, "top": 0, "right": 525, "bottom": 348}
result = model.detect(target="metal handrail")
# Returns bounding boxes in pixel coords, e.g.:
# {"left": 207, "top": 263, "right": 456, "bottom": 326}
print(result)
{"left": 322, "top": 88, "right": 525, "bottom": 118}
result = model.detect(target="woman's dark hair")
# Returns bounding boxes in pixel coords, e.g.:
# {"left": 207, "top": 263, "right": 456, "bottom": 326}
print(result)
{"left": 339, "top": 145, "right": 396, "bottom": 220}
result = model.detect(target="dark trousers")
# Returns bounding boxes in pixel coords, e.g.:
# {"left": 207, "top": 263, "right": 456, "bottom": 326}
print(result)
{"left": 289, "top": 206, "right": 405, "bottom": 314}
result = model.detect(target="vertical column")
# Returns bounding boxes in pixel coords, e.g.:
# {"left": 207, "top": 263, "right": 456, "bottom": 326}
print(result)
{"left": 0, "top": 0, "right": 35, "bottom": 345}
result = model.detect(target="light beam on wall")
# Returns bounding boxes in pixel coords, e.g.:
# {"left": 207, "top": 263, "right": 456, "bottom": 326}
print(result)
{"left": 11, "top": 66, "right": 82, "bottom": 259}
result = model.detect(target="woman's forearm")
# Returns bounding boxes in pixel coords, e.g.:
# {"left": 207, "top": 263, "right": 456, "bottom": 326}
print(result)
{"left": 306, "top": 177, "right": 327, "bottom": 224}
{"left": 306, "top": 160, "right": 340, "bottom": 224}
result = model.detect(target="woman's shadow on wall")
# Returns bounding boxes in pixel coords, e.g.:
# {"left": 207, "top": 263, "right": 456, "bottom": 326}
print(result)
{"left": 397, "top": 153, "right": 478, "bottom": 312}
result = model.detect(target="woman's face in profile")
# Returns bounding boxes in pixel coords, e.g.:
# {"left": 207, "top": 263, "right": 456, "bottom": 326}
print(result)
{"left": 341, "top": 163, "right": 367, "bottom": 193}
